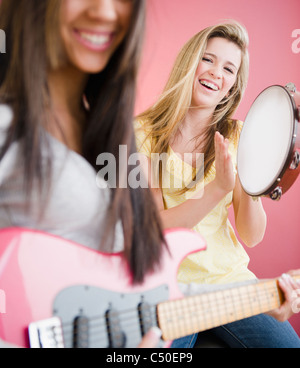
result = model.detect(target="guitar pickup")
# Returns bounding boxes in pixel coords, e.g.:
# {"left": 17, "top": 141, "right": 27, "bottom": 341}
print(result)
{"left": 28, "top": 317, "right": 64, "bottom": 348}
{"left": 138, "top": 301, "right": 153, "bottom": 336}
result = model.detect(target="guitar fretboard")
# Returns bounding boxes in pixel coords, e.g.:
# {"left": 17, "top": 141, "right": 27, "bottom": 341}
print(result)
{"left": 157, "top": 279, "right": 285, "bottom": 341}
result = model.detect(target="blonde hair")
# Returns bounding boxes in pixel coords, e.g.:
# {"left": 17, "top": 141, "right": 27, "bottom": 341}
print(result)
{"left": 138, "top": 21, "right": 249, "bottom": 190}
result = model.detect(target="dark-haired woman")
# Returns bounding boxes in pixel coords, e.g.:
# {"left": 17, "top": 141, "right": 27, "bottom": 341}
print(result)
{"left": 0, "top": 0, "right": 164, "bottom": 348}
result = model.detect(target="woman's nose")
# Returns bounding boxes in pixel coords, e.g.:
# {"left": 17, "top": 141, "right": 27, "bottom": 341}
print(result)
{"left": 86, "top": 0, "right": 118, "bottom": 22}
{"left": 209, "top": 65, "right": 222, "bottom": 79}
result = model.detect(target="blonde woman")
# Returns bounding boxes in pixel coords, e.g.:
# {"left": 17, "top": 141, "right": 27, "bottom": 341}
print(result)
{"left": 136, "top": 22, "right": 300, "bottom": 348}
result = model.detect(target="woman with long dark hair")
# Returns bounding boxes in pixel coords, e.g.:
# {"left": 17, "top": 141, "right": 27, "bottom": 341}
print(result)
{"left": 0, "top": 0, "right": 165, "bottom": 282}
{"left": 0, "top": 0, "right": 165, "bottom": 347}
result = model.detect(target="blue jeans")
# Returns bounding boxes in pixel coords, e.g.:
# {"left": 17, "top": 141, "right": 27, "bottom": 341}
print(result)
{"left": 171, "top": 314, "right": 300, "bottom": 348}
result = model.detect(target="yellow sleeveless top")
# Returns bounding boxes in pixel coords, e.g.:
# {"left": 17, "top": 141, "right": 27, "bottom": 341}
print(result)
{"left": 134, "top": 120, "right": 256, "bottom": 285}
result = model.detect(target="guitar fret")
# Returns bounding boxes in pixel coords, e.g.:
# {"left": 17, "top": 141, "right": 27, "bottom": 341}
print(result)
{"left": 264, "top": 281, "right": 281, "bottom": 311}
{"left": 176, "top": 298, "right": 187, "bottom": 338}
{"left": 222, "top": 289, "right": 235, "bottom": 324}
{"left": 263, "top": 282, "right": 272, "bottom": 311}
{"left": 197, "top": 293, "right": 212, "bottom": 331}
{"left": 176, "top": 297, "right": 198, "bottom": 337}
{"left": 247, "top": 285, "right": 261, "bottom": 316}
{"left": 237, "top": 285, "right": 246, "bottom": 320}
{"left": 174, "top": 299, "right": 185, "bottom": 338}
{"left": 211, "top": 289, "right": 225, "bottom": 326}
{"left": 158, "top": 276, "right": 300, "bottom": 342}
{"left": 164, "top": 299, "right": 177, "bottom": 340}
{"left": 187, "top": 297, "right": 200, "bottom": 330}
{"left": 226, "top": 288, "right": 236, "bottom": 322}
{"left": 193, "top": 294, "right": 213, "bottom": 332}
{"left": 246, "top": 283, "right": 262, "bottom": 317}
{"left": 243, "top": 285, "right": 253, "bottom": 317}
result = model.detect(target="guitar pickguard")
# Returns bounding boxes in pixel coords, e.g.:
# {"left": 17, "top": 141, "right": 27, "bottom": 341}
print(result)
{"left": 30, "top": 284, "right": 169, "bottom": 348}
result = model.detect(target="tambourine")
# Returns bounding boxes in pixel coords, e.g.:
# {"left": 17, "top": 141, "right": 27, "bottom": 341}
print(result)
{"left": 237, "top": 83, "right": 300, "bottom": 200}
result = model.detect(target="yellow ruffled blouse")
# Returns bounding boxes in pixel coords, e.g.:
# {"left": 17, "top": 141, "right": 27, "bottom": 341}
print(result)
{"left": 135, "top": 120, "right": 256, "bottom": 285}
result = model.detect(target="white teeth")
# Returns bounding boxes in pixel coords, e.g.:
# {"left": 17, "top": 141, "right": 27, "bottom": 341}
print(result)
{"left": 79, "top": 32, "right": 110, "bottom": 46}
{"left": 200, "top": 80, "right": 219, "bottom": 91}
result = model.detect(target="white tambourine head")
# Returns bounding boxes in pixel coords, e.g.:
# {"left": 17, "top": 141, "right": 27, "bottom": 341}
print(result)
{"left": 237, "top": 86, "right": 294, "bottom": 196}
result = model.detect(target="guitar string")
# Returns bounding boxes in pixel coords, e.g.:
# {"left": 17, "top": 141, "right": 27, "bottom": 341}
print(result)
{"left": 45, "top": 282, "right": 280, "bottom": 346}
{"left": 57, "top": 289, "right": 279, "bottom": 348}
{"left": 55, "top": 283, "right": 278, "bottom": 335}
{"left": 49, "top": 300, "right": 278, "bottom": 346}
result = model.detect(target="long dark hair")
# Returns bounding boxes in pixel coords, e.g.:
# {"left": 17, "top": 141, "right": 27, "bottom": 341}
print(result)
{"left": 0, "top": 0, "right": 166, "bottom": 284}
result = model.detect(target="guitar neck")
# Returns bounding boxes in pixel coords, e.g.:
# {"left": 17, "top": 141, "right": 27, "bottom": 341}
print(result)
{"left": 157, "top": 276, "right": 299, "bottom": 341}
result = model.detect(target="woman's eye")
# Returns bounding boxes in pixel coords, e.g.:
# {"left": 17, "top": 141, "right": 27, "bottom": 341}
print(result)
{"left": 202, "top": 57, "right": 213, "bottom": 64}
{"left": 224, "top": 67, "right": 234, "bottom": 74}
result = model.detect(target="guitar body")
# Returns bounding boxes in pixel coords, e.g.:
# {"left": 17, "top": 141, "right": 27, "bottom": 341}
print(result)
{"left": 0, "top": 227, "right": 206, "bottom": 348}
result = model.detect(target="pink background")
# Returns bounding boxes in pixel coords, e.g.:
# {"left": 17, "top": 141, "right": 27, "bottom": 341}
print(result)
{"left": 136, "top": 0, "right": 300, "bottom": 334}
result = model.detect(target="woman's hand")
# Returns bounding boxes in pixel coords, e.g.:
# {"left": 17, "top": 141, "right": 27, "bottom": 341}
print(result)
{"left": 138, "top": 132, "right": 239, "bottom": 230}
{"left": 268, "top": 270, "right": 300, "bottom": 322}
{"left": 137, "top": 327, "right": 163, "bottom": 348}
{"left": 214, "top": 131, "right": 235, "bottom": 194}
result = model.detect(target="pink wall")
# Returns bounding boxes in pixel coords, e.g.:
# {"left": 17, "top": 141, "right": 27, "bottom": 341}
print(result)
{"left": 136, "top": 0, "right": 300, "bottom": 335}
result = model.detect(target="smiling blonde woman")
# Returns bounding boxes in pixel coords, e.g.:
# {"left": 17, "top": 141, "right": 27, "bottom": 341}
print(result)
{"left": 135, "top": 21, "right": 300, "bottom": 348}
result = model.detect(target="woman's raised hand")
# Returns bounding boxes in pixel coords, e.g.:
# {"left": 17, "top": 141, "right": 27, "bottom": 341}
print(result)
{"left": 214, "top": 131, "right": 236, "bottom": 194}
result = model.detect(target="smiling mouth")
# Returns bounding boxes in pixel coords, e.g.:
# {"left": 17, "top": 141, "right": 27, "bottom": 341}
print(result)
{"left": 199, "top": 80, "right": 220, "bottom": 91}
{"left": 74, "top": 29, "right": 114, "bottom": 50}
{"left": 79, "top": 31, "right": 111, "bottom": 46}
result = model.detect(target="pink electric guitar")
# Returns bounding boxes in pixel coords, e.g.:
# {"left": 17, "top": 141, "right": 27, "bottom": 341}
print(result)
{"left": 0, "top": 227, "right": 298, "bottom": 348}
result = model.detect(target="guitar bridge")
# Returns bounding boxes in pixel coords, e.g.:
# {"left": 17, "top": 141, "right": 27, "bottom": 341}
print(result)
{"left": 28, "top": 317, "right": 64, "bottom": 348}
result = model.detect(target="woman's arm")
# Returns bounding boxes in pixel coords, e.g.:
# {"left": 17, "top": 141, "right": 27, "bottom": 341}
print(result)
{"left": 140, "top": 132, "right": 235, "bottom": 229}
{"left": 232, "top": 176, "right": 267, "bottom": 247}
{"left": 151, "top": 180, "right": 230, "bottom": 229}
